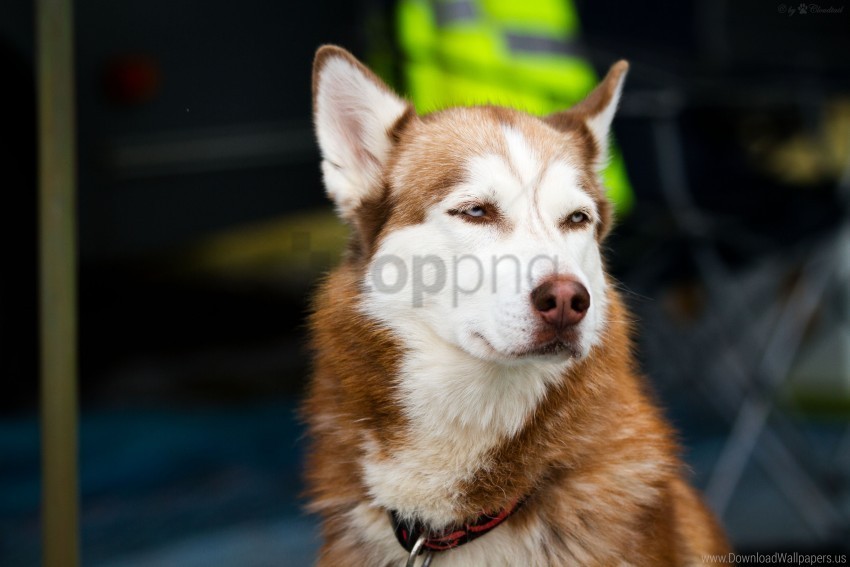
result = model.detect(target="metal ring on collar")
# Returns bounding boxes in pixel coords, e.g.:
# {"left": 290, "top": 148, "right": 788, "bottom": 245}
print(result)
{"left": 406, "top": 534, "right": 434, "bottom": 567}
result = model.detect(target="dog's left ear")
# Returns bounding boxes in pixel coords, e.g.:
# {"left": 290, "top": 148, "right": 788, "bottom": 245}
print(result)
{"left": 546, "top": 60, "right": 628, "bottom": 170}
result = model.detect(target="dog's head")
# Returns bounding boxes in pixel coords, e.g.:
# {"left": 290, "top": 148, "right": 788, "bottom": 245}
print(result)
{"left": 313, "top": 46, "right": 627, "bottom": 365}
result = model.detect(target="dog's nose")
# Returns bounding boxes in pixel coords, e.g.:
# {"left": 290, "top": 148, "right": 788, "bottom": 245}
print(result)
{"left": 531, "top": 277, "right": 590, "bottom": 330}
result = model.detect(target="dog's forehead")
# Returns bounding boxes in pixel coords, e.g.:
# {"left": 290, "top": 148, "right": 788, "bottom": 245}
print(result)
{"left": 390, "top": 106, "right": 593, "bottom": 209}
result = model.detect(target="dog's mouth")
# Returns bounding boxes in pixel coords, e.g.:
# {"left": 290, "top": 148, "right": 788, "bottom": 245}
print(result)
{"left": 473, "top": 331, "right": 582, "bottom": 360}
{"left": 520, "top": 337, "right": 581, "bottom": 358}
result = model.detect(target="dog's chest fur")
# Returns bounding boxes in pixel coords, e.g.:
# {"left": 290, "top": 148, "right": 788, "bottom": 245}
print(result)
{"left": 359, "top": 337, "right": 566, "bottom": 527}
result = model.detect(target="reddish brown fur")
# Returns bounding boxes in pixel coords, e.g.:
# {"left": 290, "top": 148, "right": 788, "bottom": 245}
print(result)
{"left": 305, "top": 46, "right": 731, "bottom": 566}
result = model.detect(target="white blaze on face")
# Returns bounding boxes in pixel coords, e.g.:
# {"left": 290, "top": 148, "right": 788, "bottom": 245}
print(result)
{"left": 361, "top": 125, "right": 609, "bottom": 364}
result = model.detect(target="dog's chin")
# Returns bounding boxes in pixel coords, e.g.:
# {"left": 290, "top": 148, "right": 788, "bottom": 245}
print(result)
{"left": 469, "top": 331, "right": 585, "bottom": 363}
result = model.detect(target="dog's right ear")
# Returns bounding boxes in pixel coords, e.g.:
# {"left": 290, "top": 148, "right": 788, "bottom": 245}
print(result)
{"left": 313, "top": 45, "right": 413, "bottom": 221}
{"left": 545, "top": 60, "right": 628, "bottom": 172}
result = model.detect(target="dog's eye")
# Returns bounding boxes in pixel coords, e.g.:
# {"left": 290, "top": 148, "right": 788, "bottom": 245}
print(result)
{"left": 448, "top": 203, "right": 497, "bottom": 223}
{"left": 561, "top": 210, "right": 592, "bottom": 230}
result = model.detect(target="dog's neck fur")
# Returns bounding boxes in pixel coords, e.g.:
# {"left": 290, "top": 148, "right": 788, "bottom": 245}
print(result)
{"left": 391, "top": 318, "right": 570, "bottom": 439}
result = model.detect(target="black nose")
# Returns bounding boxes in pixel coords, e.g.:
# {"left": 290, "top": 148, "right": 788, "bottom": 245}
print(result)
{"left": 530, "top": 277, "right": 590, "bottom": 330}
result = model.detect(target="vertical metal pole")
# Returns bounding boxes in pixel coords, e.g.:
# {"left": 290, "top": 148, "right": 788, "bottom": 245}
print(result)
{"left": 37, "top": 0, "right": 80, "bottom": 565}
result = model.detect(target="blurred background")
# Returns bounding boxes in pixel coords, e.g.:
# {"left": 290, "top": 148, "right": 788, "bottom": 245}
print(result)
{"left": 2, "top": 0, "right": 850, "bottom": 564}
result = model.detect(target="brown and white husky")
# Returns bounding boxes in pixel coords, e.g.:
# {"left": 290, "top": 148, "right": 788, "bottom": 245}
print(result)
{"left": 304, "top": 45, "right": 730, "bottom": 566}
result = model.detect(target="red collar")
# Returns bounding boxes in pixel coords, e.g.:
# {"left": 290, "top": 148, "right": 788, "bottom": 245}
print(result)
{"left": 390, "top": 497, "right": 524, "bottom": 553}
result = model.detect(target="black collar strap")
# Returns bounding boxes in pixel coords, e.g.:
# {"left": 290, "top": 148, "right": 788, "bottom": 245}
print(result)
{"left": 390, "top": 497, "right": 524, "bottom": 554}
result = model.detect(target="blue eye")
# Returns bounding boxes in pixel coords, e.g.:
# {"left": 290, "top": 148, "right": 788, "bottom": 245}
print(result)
{"left": 448, "top": 203, "right": 495, "bottom": 223}
{"left": 569, "top": 211, "right": 589, "bottom": 224}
